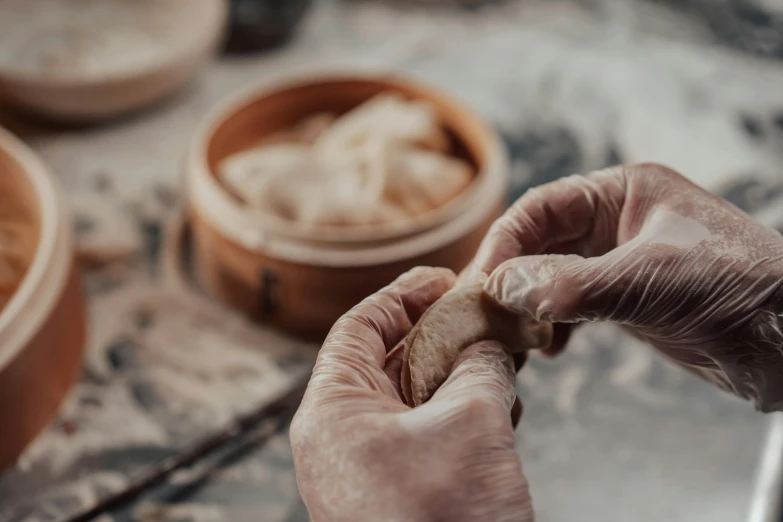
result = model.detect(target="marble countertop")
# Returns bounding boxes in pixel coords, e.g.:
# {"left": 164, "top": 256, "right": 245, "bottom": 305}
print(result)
{"left": 4, "top": 1, "right": 783, "bottom": 521}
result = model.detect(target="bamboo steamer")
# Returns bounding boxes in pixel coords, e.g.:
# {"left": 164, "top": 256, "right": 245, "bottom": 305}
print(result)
{"left": 0, "top": 127, "right": 86, "bottom": 471}
{"left": 186, "top": 74, "right": 508, "bottom": 337}
{"left": 0, "top": 0, "right": 227, "bottom": 123}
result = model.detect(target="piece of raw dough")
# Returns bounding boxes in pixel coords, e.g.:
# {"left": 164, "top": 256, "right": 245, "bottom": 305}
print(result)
{"left": 268, "top": 166, "right": 406, "bottom": 227}
{"left": 217, "top": 93, "right": 473, "bottom": 230}
{"left": 258, "top": 113, "right": 337, "bottom": 146}
{"left": 314, "top": 93, "right": 449, "bottom": 158}
{"left": 383, "top": 143, "right": 472, "bottom": 216}
{"left": 401, "top": 282, "right": 553, "bottom": 407}
{"left": 219, "top": 143, "right": 313, "bottom": 207}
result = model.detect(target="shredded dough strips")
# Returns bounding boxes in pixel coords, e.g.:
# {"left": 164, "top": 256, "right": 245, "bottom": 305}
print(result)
{"left": 401, "top": 283, "right": 553, "bottom": 407}
{"left": 219, "top": 93, "right": 473, "bottom": 229}
{"left": 0, "top": 195, "right": 36, "bottom": 313}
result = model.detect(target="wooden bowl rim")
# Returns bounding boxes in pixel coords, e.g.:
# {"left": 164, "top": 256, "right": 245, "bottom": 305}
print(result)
{"left": 0, "top": 0, "right": 226, "bottom": 89}
{"left": 0, "top": 127, "right": 74, "bottom": 369}
{"left": 187, "top": 71, "right": 509, "bottom": 268}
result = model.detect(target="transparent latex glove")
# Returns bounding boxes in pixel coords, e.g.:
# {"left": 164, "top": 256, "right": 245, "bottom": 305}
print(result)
{"left": 466, "top": 163, "right": 783, "bottom": 412}
{"left": 291, "top": 267, "right": 534, "bottom": 522}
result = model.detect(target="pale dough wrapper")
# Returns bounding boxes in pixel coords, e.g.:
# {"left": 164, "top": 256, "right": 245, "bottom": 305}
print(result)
{"left": 401, "top": 283, "right": 553, "bottom": 407}
{"left": 258, "top": 113, "right": 337, "bottom": 147}
{"left": 282, "top": 171, "right": 407, "bottom": 227}
{"left": 216, "top": 93, "right": 473, "bottom": 229}
{"left": 383, "top": 143, "right": 472, "bottom": 216}
{"left": 219, "top": 143, "right": 314, "bottom": 207}
{"left": 255, "top": 142, "right": 402, "bottom": 226}
{"left": 314, "top": 93, "right": 449, "bottom": 158}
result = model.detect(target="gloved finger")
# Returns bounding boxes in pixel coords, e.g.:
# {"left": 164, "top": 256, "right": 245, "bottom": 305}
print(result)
{"left": 383, "top": 342, "right": 406, "bottom": 401}
{"left": 513, "top": 323, "right": 573, "bottom": 360}
{"left": 508, "top": 355, "right": 525, "bottom": 429}
{"left": 391, "top": 343, "right": 526, "bottom": 409}
{"left": 456, "top": 260, "right": 482, "bottom": 286}
{"left": 471, "top": 167, "right": 627, "bottom": 278}
{"left": 485, "top": 237, "right": 683, "bottom": 324}
{"left": 310, "top": 267, "right": 456, "bottom": 395}
{"left": 485, "top": 254, "right": 595, "bottom": 322}
{"left": 429, "top": 341, "right": 517, "bottom": 419}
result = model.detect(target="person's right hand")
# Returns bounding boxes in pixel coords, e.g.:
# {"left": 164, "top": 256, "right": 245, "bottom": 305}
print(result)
{"left": 291, "top": 268, "right": 534, "bottom": 522}
{"left": 468, "top": 163, "right": 783, "bottom": 412}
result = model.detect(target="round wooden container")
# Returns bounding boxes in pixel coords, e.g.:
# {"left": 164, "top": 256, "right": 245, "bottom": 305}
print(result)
{"left": 0, "top": 0, "right": 227, "bottom": 122}
{"left": 186, "top": 74, "right": 508, "bottom": 337}
{"left": 0, "top": 128, "right": 86, "bottom": 471}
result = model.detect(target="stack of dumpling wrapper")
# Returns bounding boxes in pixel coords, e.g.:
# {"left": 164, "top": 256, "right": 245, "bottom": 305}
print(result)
{"left": 219, "top": 93, "right": 473, "bottom": 229}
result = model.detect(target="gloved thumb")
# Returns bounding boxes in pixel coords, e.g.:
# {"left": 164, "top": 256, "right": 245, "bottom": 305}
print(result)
{"left": 429, "top": 341, "right": 517, "bottom": 419}
{"left": 484, "top": 252, "right": 626, "bottom": 324}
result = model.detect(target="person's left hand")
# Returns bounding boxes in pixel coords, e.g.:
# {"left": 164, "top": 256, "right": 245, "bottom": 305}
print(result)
{"left": 290, "top": 267, "right": 534, "bottom": 522}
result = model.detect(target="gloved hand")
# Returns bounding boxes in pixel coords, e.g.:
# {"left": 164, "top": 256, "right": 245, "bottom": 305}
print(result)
{"left": 467, "top": 162, "right": 783, "bottom": 412}
{"left": 291, "top": 267, "right": 534, "bottom": 522}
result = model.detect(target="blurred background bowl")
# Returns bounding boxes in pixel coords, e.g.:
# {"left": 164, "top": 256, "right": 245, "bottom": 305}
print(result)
{"left": 0, "top": 127, "right": 86, "bottom": 472}
{"left": 186, "top": 73, "right": 509, "bottom": 337}
{"left": 0, "top": 0, "right": 228, "bottom": 123}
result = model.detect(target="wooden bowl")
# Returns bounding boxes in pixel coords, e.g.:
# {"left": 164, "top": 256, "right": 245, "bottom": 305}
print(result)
{"left": 186, "top": 73, "right": 508, "bottom": 337}
{"left": 0, "top": 0, "right": 227, "bottom": 123}
{"left": 0, "top": 127, "right": 86, "bottom": 472}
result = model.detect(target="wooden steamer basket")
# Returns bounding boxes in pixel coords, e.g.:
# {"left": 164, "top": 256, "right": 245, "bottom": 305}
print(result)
{"left": 0, "top": 128, "right": 86, "bottom": 471}
{"left": 0, "top": 0, "right": 227, "bottom": 122}
{"left": 186, "top": 75, "right": 508, "bottom": 337}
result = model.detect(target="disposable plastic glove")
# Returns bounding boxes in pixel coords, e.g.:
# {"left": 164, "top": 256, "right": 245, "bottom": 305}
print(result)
{"left": 468, "top": 163, "right": 783, "bottom": 412}
{"left": 291, "top": 267, "right": 534, "bottom": 522}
